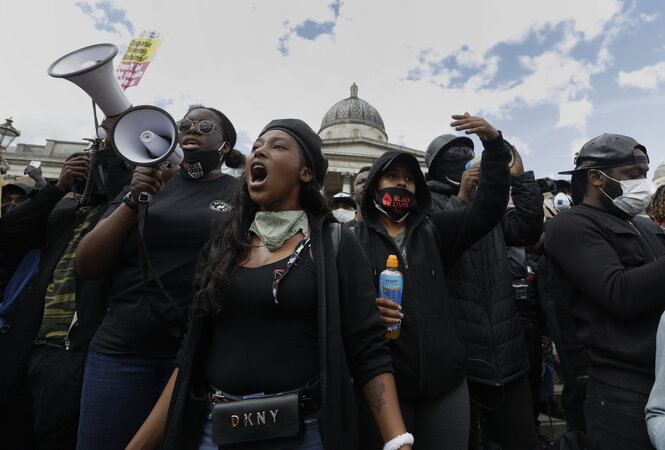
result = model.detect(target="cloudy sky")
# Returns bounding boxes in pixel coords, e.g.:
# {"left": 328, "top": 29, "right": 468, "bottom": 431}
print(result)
{"left": 4, "top": 0, "right": 665, "bottom": 180}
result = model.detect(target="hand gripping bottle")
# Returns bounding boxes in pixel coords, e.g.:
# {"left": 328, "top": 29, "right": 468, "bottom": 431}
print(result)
{"left": 380, "top": 255, "right": 403, "bottom": 339}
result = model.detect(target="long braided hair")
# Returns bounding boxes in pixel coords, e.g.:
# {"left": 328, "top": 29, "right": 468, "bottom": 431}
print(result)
{"left": 650, "top": 185, "right": 665, "bottom": 226}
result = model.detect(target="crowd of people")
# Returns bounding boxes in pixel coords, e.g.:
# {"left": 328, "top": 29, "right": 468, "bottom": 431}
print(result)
{"left": 0, "top": 105, "right": 664, "bottom": 450}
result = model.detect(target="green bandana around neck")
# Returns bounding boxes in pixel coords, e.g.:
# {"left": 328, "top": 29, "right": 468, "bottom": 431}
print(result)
{"left": 249, "top": 210, "right": 309, "bottom": 251}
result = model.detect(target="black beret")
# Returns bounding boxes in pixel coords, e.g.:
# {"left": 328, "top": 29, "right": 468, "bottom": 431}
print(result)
{"left": 260, "top": 119, "right": 328, "bottom": 186}
{"left": 560, "top": 133, "right": 648, "bottom": 174}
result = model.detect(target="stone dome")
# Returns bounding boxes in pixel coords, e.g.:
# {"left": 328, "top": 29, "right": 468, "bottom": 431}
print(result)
{"left": 320, "top": 83, "right": 386, "bottom": 134}
{"left": 654, "top": 163, "right": 665, "bottom": 187}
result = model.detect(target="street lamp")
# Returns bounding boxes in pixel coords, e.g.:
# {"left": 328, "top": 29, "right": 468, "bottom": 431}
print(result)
{"left": 0, "top": 117, "right": 20, "bottom": 152}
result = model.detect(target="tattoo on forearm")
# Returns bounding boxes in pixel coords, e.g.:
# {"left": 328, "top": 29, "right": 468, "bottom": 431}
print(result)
{"left": 364, "top": 378, "right": 387, "bottom": 414}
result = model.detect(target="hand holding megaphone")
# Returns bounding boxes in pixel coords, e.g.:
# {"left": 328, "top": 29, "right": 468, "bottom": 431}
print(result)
{"left": 128, "top": 166, "right": 166, "bottom": 204}
{"left": 464, "top": 145, "right": 518, "bottom": 171}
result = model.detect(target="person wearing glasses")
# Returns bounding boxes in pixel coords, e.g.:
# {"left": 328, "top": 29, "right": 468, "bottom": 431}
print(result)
{"left": 126, "top": 119, "right": 412, "bottom": 450}
{"left": 74, "top": 106, "right": 238, "bottom": 450}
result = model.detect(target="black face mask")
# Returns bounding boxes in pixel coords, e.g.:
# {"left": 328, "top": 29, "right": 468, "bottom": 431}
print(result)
{"left": 179, "top": 148, "right": 224, "bottom": 180}
{"left": 1, "top": 204, "right": 16, "bottom": 215}
{"left": 431, "top": 146, "right": 474, "bottom": 186}
{"left": 374, "top": 187, "right": 418, "bottom": 222}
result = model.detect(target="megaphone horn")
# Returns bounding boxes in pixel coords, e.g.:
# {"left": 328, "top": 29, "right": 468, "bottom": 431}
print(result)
{"left": 111, "top": 105, "right": 184, "bottom": 167}
{"left": 48, "top": 43, "right": 131, "bottom": 117}
{"left": 465, "top": 146, "right": 517, "bottom": 170}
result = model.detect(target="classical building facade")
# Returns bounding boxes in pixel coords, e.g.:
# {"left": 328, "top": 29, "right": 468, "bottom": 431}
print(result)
{"left": 2, "top": 140, "right": 89, "bottom": 184}
{"left": 319, "top": 83, "right": 425, "bottom": 194}
{"left": 2, "top": 84, "right": 426, "bottom": 191}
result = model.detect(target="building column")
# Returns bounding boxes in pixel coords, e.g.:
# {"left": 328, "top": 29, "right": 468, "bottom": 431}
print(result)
{"left": 341, "top": 172, "right": 353, "bottom": 193}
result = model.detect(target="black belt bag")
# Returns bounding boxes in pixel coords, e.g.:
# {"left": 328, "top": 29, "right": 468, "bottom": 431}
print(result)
{"left": 211, "top": 390, "right": 312, "bottom": 449}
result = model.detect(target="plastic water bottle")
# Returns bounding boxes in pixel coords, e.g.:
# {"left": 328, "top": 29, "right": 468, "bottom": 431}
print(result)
{"left": 380, "top": 254, "right": 403, "bottom": 339}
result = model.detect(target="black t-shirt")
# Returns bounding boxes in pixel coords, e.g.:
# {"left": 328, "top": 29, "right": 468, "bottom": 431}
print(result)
{"left": 204, "top": 249, "right": 319, "bottom": 394}
{"left": 90, "top": 173, "right": 236, "bottom": 358}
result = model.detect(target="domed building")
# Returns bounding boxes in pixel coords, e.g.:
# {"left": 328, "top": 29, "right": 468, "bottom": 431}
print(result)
{"left": 654, "top": 163, "right": 665, "bottom": 188}
{"left": 319, "top": 83, "right": 425, "bottom": 193}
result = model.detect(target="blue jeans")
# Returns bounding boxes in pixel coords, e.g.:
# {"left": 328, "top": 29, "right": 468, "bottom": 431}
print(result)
{"left": 197, "top": 396, "right": 323, "bottom": 450}
{"left": 76, "top": 350, "right": 174, "bottom": 450}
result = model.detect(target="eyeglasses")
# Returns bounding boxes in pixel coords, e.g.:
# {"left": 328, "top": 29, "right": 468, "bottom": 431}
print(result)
{"left": 176, "top": 118, "right": 217, "bottom": 134}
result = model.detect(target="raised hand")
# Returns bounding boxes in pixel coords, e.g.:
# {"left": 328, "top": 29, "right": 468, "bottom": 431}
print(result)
{"left": 451, "top": 112, "right": 500, "bottom": 142}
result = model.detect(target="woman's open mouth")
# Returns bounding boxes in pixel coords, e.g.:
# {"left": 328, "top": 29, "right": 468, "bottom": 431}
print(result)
{"left": 181, "top": 138, "right": 201, "bottom": 151}
{"left": 249, "top": 162, "right": 268, "bottom": 188}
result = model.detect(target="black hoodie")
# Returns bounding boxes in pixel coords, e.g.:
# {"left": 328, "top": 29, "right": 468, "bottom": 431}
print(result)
{"left": 353, "top": 136, "right": 511, "bottom": 400}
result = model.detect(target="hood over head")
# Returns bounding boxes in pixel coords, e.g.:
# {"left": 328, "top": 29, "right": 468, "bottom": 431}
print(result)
{"left": 425, "top": 134, "right": 474, "bottom": 168}
{"left": 361, "top": 150, "right": 430, "bottom": 227}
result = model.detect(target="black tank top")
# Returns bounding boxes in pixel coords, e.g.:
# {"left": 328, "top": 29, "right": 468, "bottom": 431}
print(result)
{"left": 204, "top": 250, "right": 319, "bottom": 394}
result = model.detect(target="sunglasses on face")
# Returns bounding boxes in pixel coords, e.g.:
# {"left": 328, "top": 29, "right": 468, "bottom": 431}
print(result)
{"left": 176, "top": 118, "right": 217, "bottom": 134}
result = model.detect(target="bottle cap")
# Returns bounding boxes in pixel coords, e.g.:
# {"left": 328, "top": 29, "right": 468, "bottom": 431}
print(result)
{"left": 386, "top": 254, "right": 398, "bottom": 268}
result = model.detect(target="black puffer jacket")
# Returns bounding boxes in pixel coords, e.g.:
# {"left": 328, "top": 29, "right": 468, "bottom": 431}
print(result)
{"left": 353, "top": 138, "right": 511, "bottom": 400}
{"left": 427, "top": 171, "right": 543, "bottom": 385}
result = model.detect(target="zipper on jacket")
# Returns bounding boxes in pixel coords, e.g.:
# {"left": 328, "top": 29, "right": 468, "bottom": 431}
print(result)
{"left": 64, "top": 311, "right": 78, "bottom": 351}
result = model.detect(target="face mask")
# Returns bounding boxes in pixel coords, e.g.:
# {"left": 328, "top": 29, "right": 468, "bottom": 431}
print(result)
{"left": 179, "top": 141, "right": 227, "bottom": 180}
{"left": 431, "top": 146, "right": 474, "bottom": 186}
{"left": 332, "top": 208, "right": 355, "bottom": 224}
{"left": 1, "top": 204, "right": 16, "bottom": 215}
{"left": 374, "top": 187, "right": 418, "bottom": 222}
{"left": 553, "top": 192, "right": 572, "bottom": 212}
{"left": 598, "top": 171, "right": 652, "bottom": 217}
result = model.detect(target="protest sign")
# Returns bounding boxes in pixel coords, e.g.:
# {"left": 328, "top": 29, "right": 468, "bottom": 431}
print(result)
{"left": 115, "top": 30, "right": 163, "bottom": 89}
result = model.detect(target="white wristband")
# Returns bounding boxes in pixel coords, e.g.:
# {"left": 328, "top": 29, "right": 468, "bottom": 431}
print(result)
{"left": 383, "top": 432, "right": 414, "bottom": 450}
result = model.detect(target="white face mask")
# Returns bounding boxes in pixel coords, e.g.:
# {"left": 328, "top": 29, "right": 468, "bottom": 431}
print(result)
{"left": 553, "top": 192, "right": 572, "bottom": 212}
{"left": 599, "top": 171, "right": 652, "bottom": 217}
{"left": 332, "top": 208, "right": 355, "bottom": 224}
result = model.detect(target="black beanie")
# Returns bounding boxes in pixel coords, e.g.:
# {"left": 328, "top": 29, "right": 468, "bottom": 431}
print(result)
{"left": 260, "top": 119, "right": 328, "bottom": 186}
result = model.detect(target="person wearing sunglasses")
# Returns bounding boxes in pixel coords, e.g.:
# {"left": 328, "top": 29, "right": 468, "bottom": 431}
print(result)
{"left": 127, "top": 119, "right": 412, "bottom": 450}
{"left": 74, "top": 106, "right": 238, "bottom": 450}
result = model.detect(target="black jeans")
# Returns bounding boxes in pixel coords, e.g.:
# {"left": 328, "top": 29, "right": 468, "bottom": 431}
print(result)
{"left": 0, "top": 344, "right": 87, "bottom": 450}
{"left": 468, "top": 375, "right": 539, "bottom": 450}
{"left": 561, "top": 375, "right": 587, "bottom": 433}
{"left": 585, "top": 378, "right": 653, "bottom": 449}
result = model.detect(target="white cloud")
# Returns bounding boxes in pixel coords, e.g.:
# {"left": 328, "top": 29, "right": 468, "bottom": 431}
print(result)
{"left": 618, "top": 62, "right": 665, "bottom": 90}
{"left": 504, "top": 135, "right": 531, "bottom": 156}
{"left": 0, "top": 0, "right": 655, "bottom": 182}
{"left": 570, "top": 137, "right": 589, "bottom": 160}
{"left": 557, "top": 98, "right": 594, "bottom": 130}
{"left": 640, "top": 12, "right": 658, "bottom": 23}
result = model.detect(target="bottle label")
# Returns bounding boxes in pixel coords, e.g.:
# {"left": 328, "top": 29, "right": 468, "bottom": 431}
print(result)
{"left": 380, "top": 272, "right": 402, "bottom": 334}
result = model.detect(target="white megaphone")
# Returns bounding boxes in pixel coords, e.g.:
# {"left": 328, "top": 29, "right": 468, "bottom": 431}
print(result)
{"left": 465, "top": 146, "right": 516, "bottom": 170}
{"left": 111, "top": 105, "right": 184, "bottom": 167}
{"left": 48, "top": 43, "right": 131, "bottom": 117}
